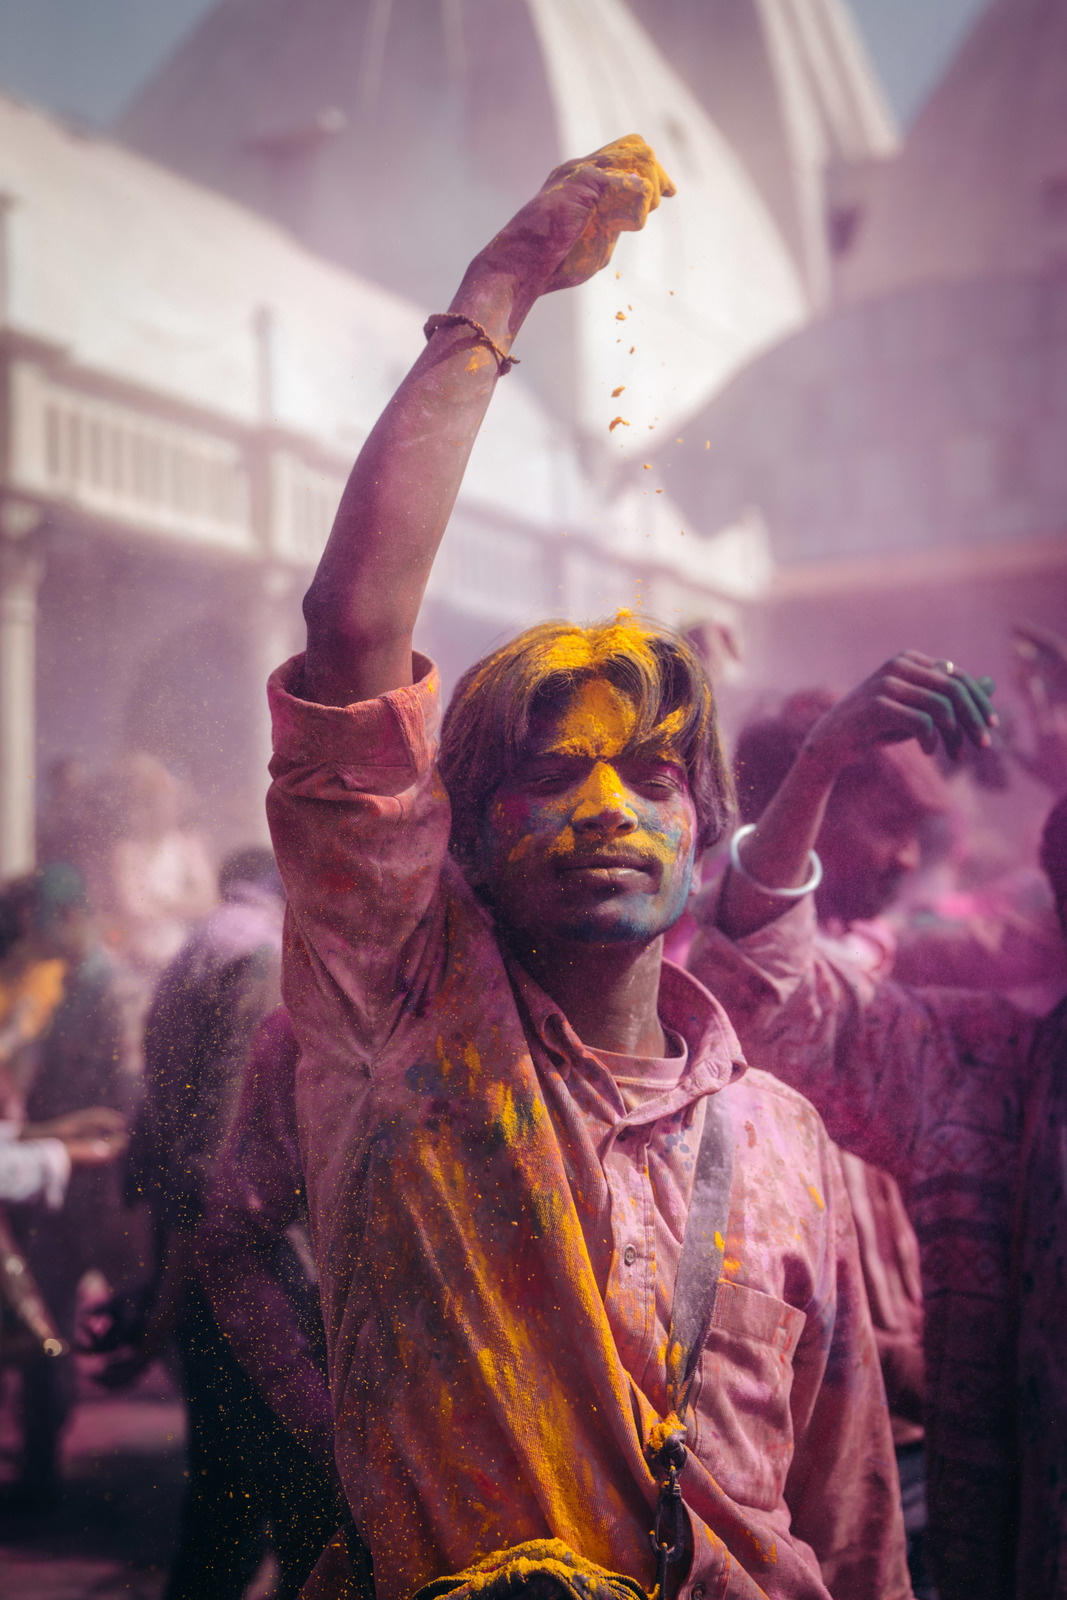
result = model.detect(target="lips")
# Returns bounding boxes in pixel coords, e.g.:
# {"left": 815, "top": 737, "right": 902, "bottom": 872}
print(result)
{"left": 555, "top": 851, "right": 658, "bottom": 888}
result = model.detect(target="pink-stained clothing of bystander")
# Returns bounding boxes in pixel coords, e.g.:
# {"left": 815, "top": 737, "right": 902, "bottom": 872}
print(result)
{"left": 198, "top": 1006, "right": 334, "bottom": 1469}
{"left": 689, "top": 896, "right": 1039, "bottom": 1600}
{"left": 1014, "top": 995, "right": 1067, "bottom": 1599}
{"left": 266, "top": 654, "right": 910, "bottom": 1600}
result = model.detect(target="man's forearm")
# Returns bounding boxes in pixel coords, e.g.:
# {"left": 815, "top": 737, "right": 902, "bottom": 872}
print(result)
{"left": 717, "top": 747, "right": 837, "bottom": 939}
{"left": 300, "top": 138, "right": 675, "bottom": 708}
{"left": 302, "top": 263, "right": 517, "bottom": 707}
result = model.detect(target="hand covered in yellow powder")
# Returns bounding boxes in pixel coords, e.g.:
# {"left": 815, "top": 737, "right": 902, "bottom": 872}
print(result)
{"left": 475, "top": 134, "right": 675, "bottom": 300}
{"left": 548, "top": 134, "right": 675, "bottom": 290}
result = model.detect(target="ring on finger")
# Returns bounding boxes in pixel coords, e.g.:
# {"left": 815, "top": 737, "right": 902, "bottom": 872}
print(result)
{"left": 936, "top": 659, "right": 955, "bottom": 676}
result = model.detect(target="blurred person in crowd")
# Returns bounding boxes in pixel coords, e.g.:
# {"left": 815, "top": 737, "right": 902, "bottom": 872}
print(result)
{"left": 0, "top": 1107, "right": 126, "bottom": 1417}
{"left": 85, "top": 752, "right": 217, "bottom": 1079}
{"left": 267, "top": 139, "right": 910, "bottom": 1600}
{"left": 0, "top": 874, "right": 69, "bottom": 1120}
{"left": 1, "top": 863, "right": 132, "bottom": 1504}
{"left": 89, "top": 753, "right": 216, "bottom": 978}
{"left": 197, "top": 1005, "right": 344, "bottom": 1597}
{"left": 35, "top": 757, "right": 94, "bottom": 879}
{"left": 1010, "top": 619, "right": 1067, "bottom": 796}
{"left": 688, "top": 651, "right": 1063, "bottom": 1600}
{"left": 1014, "top": 795, "right": 1067, "bottom": 1597}
{"left": 729, "top": 688, "right": 946, "bottom": 1594}
{"left": 97, "top": 845, "right": 284, "bottom": 1600}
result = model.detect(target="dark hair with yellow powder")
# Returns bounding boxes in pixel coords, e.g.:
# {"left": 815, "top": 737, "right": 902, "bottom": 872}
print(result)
{"left": 439, "top": 614, "right": 735, "bottom": 871}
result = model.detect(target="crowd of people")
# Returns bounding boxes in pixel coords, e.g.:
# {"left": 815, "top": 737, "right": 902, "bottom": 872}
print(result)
{"left": 2, "top": 136, "right": 1067, "bottom": 1600}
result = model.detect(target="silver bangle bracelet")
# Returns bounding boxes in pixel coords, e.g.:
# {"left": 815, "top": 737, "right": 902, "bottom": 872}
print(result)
{"left": 728, "top": 823, "right": 823, "bottom": 899}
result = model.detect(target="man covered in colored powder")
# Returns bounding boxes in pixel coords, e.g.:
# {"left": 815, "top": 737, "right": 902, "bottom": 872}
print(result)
{"left": 267, "top": 139, "right": 915, "bottom": 1600}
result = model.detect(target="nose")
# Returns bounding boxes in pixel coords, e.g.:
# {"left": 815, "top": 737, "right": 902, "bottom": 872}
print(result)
{"left": 571, "top": 761, "right": 638, "bottom": 834}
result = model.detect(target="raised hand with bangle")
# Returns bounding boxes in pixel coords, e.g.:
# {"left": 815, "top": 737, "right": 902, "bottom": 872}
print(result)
{"left": 718, "top": 650, "right": 997, "bottom": 940}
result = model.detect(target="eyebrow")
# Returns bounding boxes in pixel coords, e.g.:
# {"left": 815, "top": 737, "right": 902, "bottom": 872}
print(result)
{"left": 519, "top": 739, "right": 687, "bottom": 769}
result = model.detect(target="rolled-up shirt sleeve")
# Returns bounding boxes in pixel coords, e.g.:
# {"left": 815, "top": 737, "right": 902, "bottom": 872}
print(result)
{"left": 266, "top": 652, "right": 450, "bottom": 1067}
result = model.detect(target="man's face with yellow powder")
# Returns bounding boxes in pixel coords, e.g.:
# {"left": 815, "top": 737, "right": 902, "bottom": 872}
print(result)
{"left": 479, "top": 676, "right": 698, "bottom": 948}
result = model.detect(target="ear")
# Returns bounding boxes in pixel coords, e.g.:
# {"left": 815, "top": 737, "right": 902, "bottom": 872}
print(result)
{"left": 687, "top": 851, "right": 704, "bottom": 899}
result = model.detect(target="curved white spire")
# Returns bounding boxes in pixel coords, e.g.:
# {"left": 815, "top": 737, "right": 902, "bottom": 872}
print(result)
{"left": 528, "top": 0, "right": 808, "bottom": 455}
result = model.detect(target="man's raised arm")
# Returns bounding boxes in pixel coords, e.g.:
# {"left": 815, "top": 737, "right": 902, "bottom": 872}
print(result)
{"left": 301, "top": 136, "right": 674, "bottom": 708}
{"left": 716, "top": 651, "right": 998, "bottom": 939}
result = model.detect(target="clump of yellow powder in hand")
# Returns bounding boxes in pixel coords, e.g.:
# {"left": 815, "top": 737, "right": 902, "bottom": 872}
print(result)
{"left": 553, "top": 134, "right": 675, "bottom": 283}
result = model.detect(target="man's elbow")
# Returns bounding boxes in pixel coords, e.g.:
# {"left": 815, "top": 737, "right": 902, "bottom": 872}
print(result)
{"left": 302, "top": 581, "right": 401, "bottom": 662}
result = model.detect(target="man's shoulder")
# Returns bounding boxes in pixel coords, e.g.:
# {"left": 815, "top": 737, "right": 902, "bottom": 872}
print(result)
{"left": 727, "top": 1064, "right": 832, "bottom": 1134}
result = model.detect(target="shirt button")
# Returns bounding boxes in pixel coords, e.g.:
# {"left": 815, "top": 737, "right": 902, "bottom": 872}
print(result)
{"left": 623, "top": 1244, "right": 638, "bottom": 1266}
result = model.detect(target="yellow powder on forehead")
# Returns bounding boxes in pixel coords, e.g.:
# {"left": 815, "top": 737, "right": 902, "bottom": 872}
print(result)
{"left": 554, "top": 677, "right": 637, "bottom": 757}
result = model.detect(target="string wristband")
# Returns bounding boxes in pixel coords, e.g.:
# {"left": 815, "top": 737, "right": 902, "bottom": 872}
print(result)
{"left": 423, "top": 313, "right": 519, "bottom": 375}
{"left": 728, "top": 823, "right": 823, "bottom": 899}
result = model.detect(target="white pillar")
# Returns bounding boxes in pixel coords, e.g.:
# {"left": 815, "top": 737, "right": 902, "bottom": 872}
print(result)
{"left": 246, "top": 563, "right": 300, "bottom": 845}
{"left": 0, "top": 535, "right": 43, "bottom": 877}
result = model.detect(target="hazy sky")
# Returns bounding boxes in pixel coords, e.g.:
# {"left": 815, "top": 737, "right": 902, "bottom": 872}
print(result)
{"left": 0, "top": 0, "right": 989, "bottom": 130}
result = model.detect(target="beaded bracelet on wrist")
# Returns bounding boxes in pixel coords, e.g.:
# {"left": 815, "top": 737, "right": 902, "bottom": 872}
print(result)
{"left": 423, "top": 312, "right": 519, "bottom": 375}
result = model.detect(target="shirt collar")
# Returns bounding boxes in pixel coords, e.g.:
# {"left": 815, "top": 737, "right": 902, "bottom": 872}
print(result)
{"left": 505, "top": 951, "right": 747, "bottom": 1116}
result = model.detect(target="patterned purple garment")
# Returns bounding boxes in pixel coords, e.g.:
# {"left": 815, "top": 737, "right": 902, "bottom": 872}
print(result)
{"left": 690, "top": 895, "right": 1040, "bottom": 1600}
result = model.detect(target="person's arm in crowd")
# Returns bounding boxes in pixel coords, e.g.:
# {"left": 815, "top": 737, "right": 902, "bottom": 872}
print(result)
{"left": 199, "top": 1009, "right": 335, "bottom": 1469}
{"left": 689, "top": 652, "right": 1024, "bottom": 1180}
{"left": 300, "top": 137, "right": 673, "bottom": 708}
{"left": 0, "top": 1107, "right": 127, "bottom": 1208}
{"left": 717, "top": 651, "right": 997, "bottom": 940}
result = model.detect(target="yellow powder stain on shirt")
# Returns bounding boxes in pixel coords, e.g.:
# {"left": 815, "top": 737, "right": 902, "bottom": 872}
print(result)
{"left": 714, "top": 1230, "right": 725, "bottom": 1253}
{"left": 808, "top": 1184, "right": 826, "bottom": 1211}
{"left": 463, "top": 1041, "right": 482, "bottom": 1087}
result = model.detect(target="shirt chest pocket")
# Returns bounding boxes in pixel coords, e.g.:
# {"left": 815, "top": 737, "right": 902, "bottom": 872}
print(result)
{"left": 688, "top": 1280, "right": 807, "bottom": 1513}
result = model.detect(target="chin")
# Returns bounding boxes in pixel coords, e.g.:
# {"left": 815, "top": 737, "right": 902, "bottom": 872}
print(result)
{"left": 556, "top": 900, "right": 682, "bottom": 947}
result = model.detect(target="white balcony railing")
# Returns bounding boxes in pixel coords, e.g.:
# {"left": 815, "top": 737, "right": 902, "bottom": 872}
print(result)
{"left": 9, "top": 361, "right": 254, "bottom": 551}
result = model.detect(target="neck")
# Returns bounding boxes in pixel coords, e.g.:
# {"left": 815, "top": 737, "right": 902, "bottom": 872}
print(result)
{"left": 511, "top": 934, "right": 667, "bottom": 1056}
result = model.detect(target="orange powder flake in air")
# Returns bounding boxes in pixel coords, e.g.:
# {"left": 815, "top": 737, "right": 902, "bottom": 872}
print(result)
{"left": 608, "top": 417, "right": 630, "bottom": 432}
{"left": 615, "top": 311, "right": 626, "bottom": 321}
{"left": 612, "top": 385, "right": 625, "bottom": 397}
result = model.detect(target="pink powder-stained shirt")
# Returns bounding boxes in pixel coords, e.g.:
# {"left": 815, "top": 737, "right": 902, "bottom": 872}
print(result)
{"left": 266, "top": 655, "right": 910, "bottom": 1600}
{"left": 689, "top": 896, "right": 1040, "bottom": 1600}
